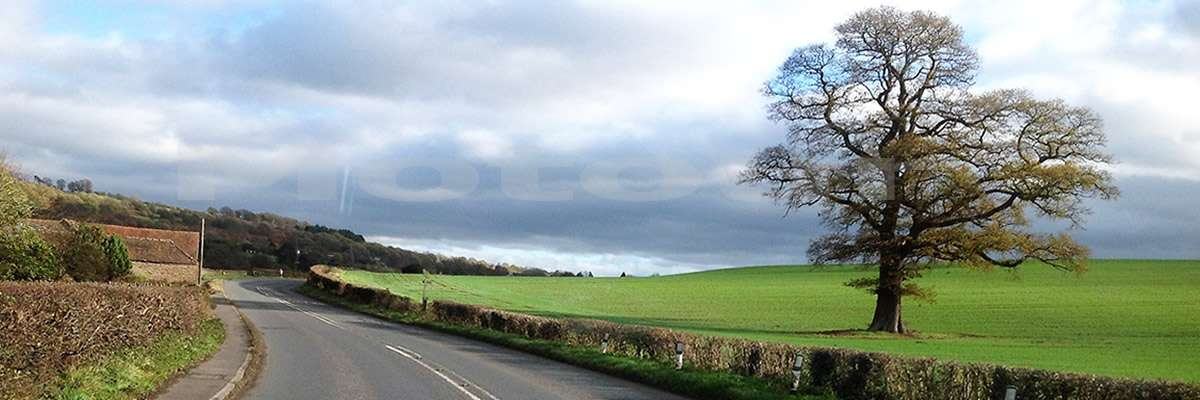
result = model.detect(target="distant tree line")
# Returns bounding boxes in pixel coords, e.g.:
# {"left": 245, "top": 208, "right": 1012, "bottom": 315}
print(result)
{"left": 31, "top": 176, "right": 93, "bottom": 193}
{"left": 514, "top": 268, "right": 594, "bottom": 277}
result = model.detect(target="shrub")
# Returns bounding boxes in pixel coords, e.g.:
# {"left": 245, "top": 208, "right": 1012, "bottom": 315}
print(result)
{"left": 0, "top": 225, "right": 62, "bottom": 281}
{"left": 48, "top": 223, "right": 133, "bottom": 282}
{"left": 102, "top": 235, "right": 132, "bottom": 279}
{"left": 248, "top": 252, "right": 275, "bottom": 268}
{"left": 57, "top": 224, "right": 111, "bottom": 282}
{"left": 0, "top": 159, "right": 33, "bottom": 229}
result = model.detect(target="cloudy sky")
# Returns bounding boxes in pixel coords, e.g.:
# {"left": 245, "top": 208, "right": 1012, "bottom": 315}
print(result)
{"left": 2, "top": 0, "right": 1198, "bottom": 275}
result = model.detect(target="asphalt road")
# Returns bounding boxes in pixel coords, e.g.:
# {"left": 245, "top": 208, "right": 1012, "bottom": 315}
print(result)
{"left": 225, "top": 279, "right": 691, "bottom": 400}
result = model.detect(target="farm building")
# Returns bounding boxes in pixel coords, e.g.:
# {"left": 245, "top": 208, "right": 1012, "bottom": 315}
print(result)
{"left": 26, "top": 219, "right": 201, "bottom": 284}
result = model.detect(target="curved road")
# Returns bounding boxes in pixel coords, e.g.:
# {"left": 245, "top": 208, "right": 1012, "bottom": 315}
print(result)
{"left": 225, "top": 279, "right": 690, "bottom": 400}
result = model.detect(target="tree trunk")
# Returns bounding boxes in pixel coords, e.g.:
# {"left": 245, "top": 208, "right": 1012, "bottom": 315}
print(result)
{"left": 867, "top": 285, "right": 904, "bottom": 333}
{"left": 867, "top": 257, "right": 906, "bottom": 333}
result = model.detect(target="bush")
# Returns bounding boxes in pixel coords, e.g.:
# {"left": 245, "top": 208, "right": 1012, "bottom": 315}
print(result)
{"left": 0, "top": 225, "right": 62, "bottom": 281}
{"left": 41, "top": 222, "right": 134, "bottom": 282}
{"left": 0, "top": 160, "right": 33, "bottom": 229}
{"left": 102, "top": 235, "right": 132, "bottom": 279}
{"left": 57, "top": 224, "right": 109, "bottom": 282}
{"left": 248, "top": 252, "right": 276, "bottom": 268}
{"left": 6, "top": 221, "right": 133, "bottom": 283}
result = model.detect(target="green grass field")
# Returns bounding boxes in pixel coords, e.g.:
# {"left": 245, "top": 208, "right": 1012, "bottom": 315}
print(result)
{"left": 335, "top": 260, "right": 1200, "bottom": 383}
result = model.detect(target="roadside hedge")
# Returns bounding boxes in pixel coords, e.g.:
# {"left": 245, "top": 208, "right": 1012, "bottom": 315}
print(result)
{"left": 0, "top": 282, "right": 210, "bottom": 399}
{"left": 308, "top": 266, "right": 1200, "bottom": 400}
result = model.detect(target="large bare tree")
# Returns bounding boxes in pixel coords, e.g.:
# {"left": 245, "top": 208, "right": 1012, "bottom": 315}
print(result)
{"left": 741, "top": 7, "right": 1118, "bottom": 333}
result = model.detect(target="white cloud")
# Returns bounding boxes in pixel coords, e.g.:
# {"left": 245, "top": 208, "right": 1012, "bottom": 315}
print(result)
{"left": 1109, "top": 164, "right": 1200, "bottom": 183}
{"left": 456, "top": 129, "right": 514, "bottom": 161}
{"left": 957, "top": 0, "right": 1200, "bottom": 180}
{"left": 371, "top": 235, "right": 708, "bottom": 276}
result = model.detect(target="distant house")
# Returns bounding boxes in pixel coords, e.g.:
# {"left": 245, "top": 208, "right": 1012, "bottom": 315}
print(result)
{"left": 26, "top": 219, "right": 201, "bottom": 284}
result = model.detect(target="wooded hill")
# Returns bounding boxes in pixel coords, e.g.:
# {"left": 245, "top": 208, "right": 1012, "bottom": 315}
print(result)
{"left": 20, "top": 181, "right": 571, "bottom": 276}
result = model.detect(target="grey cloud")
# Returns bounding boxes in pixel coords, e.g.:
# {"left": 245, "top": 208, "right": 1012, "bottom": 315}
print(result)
{"left": 221, "top": 5, "right": 422, "bottom": 96}
{"left": 190, "top": 178, "right": 817, "bottom": 270}
{"left": 209, "top": 1, "right": 710, "bottom": 109}
{"left": 1174, "top": 0, "right": 1200, "bottom": 36}
{"left": 1075, "top": 177, "right": 1200, "bottom": 259}
{"left": 1089, "top": 101, "right": 1199, "bottom": 175}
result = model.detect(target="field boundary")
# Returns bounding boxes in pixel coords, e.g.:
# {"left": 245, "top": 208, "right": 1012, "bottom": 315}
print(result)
{"left": 307, "top": 265, "right": 1200, "bottom": 400}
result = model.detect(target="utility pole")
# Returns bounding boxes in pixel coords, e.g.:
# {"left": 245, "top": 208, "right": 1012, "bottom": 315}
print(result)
{"left": 196, "top": 218, "right": 205, "bottom": 286}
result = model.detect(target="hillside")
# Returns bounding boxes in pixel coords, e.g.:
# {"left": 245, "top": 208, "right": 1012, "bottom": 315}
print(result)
{"left": 18, "top": 181, "right": 552, "bottom": 276}
{"left": 332, "top": 260, "right": 1200, "bottom": 383}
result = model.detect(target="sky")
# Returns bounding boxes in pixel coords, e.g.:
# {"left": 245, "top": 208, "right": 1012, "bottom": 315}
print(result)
{"left": 2, "top": 0, "right": 1198, "bottom": 275}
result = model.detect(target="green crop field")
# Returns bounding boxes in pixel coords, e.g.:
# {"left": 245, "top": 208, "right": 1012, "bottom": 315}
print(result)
{"left": 334, "top": 259, "right": 1200, "bottom": 383}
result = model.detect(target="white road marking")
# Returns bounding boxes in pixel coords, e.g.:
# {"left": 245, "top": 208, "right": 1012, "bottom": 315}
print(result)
{"left": 256, "top": 288, "right": 345, "bottom": 330}
{"left": 387, "top": 344, "right": 423, "bottom": 359}
{"left": 385, "top": 344, "right": 500, "bottom": 400}
{"left": 251, "top": 285, "right": 499, "bottom": 400}
{"left": 443, "top": 367, "right": 502, "bottom": 400}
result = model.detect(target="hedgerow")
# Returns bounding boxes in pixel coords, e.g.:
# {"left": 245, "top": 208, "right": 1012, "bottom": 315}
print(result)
{"left": 308, "top": 265, "right": 1200, "bottom": 400}
{"left": 0, "top": 282, "right": 209, "bottom": 398}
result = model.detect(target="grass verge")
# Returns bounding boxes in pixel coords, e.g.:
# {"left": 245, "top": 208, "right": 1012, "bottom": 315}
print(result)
{"left": 202, "top": 270, "right": 254, "bottom": 283}
{"left": 52, "top": 318, "right": 226, "bottom": 400}
{"left": 296, "top": 284, "right": 832, "bottom": 400}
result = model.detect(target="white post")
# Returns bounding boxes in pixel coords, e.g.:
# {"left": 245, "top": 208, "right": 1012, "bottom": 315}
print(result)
{"left": 600, "top": 333, "right": 610, "bottom": 354}
{"left": 421, "top": 271, "right": 431, "bottom": 310}
{"left": 1004, "top": 385, "right": 1017, "bottom": 400}
{"left": 791, "top": 353, "right": 804, "bottom": 393}
{"left": 674, "top": 342, "right": 684, "bottom": 370}
{"left": 196, "top": 218, "right": 205, "bottom": 286}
